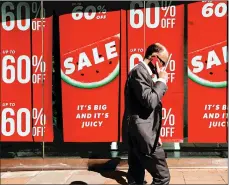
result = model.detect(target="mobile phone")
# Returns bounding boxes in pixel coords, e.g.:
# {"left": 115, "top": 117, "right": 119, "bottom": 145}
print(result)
{"left": 149, "top": 56, "right": 158, "bottom": 66}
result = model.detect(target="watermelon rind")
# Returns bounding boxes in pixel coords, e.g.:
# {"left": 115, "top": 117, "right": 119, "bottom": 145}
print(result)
{"left": 61, "top": 62, "right": 119, "bottom": 89}
{"left": 188, "top": 67, "right": 227, "bottom": 88}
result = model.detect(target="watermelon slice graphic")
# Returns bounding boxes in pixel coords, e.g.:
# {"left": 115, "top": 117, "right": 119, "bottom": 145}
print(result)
{"left": 188, "top": 41, "right": 227, "bottom": 88}
{"left": 61, "top": 34, "right": 120, "bottom": 89}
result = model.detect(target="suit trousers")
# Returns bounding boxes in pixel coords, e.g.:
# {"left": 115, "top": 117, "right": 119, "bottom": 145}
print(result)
{"left": 127, "top": 139, "right": 170, "bottom": 185}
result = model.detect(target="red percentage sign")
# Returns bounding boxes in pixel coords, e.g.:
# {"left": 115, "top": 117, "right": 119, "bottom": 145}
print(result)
{"left": 32, "top": 108, "right": 46, "bottom": 125}
{"left": 161, "top": 1, "right": 177, "bottom": 17}
{"left": 32, "top": 55, "right": 46, "bottom": 73}
{"left": 162, "top": 108, "right": 175, "bottom": 126}
{"left": 97, "top": 5, "right": 106, "bottom": 14}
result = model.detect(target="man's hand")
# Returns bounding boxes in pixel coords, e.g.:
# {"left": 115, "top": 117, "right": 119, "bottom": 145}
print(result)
{"left": 156, "top": 62, "right": 168, "bottom": 82}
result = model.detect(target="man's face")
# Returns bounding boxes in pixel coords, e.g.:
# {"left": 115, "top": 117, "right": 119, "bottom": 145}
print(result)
{"left": 156, "top": 49, "right": 169, "bottom": 68}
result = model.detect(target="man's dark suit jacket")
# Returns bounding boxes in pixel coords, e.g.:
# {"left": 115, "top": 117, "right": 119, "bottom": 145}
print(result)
{"left": 123, "top": 62, "right": 168, "bottom": 155}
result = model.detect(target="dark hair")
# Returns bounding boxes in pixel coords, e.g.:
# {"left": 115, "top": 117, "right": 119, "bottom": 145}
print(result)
{"left": 144, "top": 43, "right": 164, "bottom": 59}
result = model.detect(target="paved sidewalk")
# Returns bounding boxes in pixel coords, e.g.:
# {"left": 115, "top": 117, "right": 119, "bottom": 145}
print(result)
{"left": 1, "top": 168, "right": 228, "bottom": 184}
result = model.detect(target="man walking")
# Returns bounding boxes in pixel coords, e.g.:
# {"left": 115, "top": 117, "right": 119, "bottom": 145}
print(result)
{"left": 124, "top": 43, "right": 170, "bottom": 185}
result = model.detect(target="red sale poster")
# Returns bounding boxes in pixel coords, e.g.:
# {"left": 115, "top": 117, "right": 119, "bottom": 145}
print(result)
{"left": 126, "top": 2, "right": 184, "bottom": 142}
{"left": 188, "top": 2, "right": 227, "bottom": 143}
{"left": 0, "top": 2, "right": 53, "bottom": 142}
{"left": 59, "top": 2, "right": 122, "bottom": 142}
{"left": 145, "top": 2, "right": 184, "bottom": 142}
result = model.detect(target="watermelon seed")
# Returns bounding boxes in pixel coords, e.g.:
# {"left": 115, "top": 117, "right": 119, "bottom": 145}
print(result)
{"left": 99, "top": 54, "right": 103, "bottom": 58}
{"left": 96, "top": 70, "right": 99, "bottom": 73}
{"left": 209, "top": 72, "right": 213, "bottom": 75}
{"left": 111, "top": 45, "right": 116, "bottom": 48}
{"left": 76, "top": 62, "right": 78, "bottom": 65}
{"left": 81, "top": 74, "right": 84, "bottom": 76}
{"left": 109, "top": 61, "right": 112, "bottom": 64}
{"left": 226, "top": 69, "right": 228, "bottom": 72}
{"left": 205, "top": 60, "right": 207, "bottom": 64}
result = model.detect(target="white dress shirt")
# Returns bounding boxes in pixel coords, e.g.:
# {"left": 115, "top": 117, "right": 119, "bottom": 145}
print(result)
{"left": 141, "top": 61, "right": 167, "bottom": 85}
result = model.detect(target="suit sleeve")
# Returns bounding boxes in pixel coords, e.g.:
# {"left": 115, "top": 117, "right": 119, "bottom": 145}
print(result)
{"left": 130, "top": 68, "right": 168, "bottom": 110}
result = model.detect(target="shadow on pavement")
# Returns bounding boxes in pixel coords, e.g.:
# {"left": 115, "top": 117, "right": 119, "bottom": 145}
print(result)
{"left": 99, "top": 171, "right": 128, "bottom": 185}
{"left": 69, "top": 181, "right": 88, "bottom": 185}
{"left": 88, "top": 158, "right": 128, "bottom": 185}
{"left": 88, "top": 157, "right": 121, "bottom": 171}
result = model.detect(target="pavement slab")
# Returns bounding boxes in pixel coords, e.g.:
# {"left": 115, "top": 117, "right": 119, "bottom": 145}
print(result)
{"left": 1, "top": 177, "right": 31, "bottom": 184}
{"left": 1, "top": 171, "right": 40, "bottom": 178}
{"left": 217, "top": 169, "right": 228, "bottom": 183}
{"left": 25, "top": 170, "right": 74, "bottom": 184}
{"left": 0, "top": 168, "right": 228, "bottom": 184}
{"left": 184, "top": 180, "right": 226, "bottom": 184}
